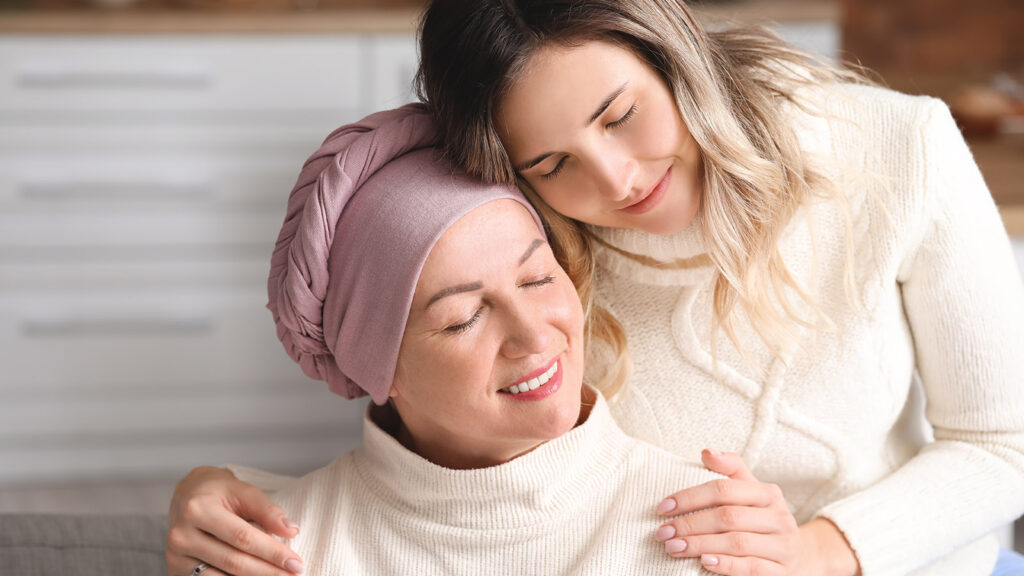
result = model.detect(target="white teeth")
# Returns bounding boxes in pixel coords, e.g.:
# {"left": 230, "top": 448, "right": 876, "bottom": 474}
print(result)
{"left": 502, "top": 361, "right": 559, "bottom": 395}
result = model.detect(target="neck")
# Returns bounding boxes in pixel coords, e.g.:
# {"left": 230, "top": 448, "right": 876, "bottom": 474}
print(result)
{"left": 378, "top": 387, "right": 596, "bottom": 470}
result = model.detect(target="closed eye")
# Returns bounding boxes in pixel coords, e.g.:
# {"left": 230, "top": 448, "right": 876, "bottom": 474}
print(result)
{"left": 607, "top": 104, "right": 637, "bottom": 129}
{"left": 445, "top": 307, "right": 484, "bottom": 334}
{"left": 540, "top": 157, "right": 567, "bottom": 180}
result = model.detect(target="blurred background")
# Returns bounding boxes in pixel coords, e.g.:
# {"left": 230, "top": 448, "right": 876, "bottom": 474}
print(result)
{"left": 0, "top": 0, "right": 1021, "bottom": 553}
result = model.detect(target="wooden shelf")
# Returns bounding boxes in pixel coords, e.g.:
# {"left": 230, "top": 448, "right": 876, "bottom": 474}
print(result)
{"left": 0, "top": 0, "right": 837, "bottom": 35}
{"left": 0, "top": 5, "right": 424, "bottom": 34}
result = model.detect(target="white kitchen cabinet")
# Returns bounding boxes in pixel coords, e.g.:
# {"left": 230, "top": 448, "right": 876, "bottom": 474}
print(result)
{"left": 0, "top": 34, "right": 417, "bottom": 483}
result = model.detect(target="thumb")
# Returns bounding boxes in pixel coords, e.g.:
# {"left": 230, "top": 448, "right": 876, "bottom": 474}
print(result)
{"left": 701, "top": 449, "right": 757, "bottom": 482}
{"left": 234, "top": 484, "right": 300, "bottom": 538}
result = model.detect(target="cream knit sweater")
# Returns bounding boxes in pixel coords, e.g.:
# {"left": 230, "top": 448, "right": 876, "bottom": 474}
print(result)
{"left": 229, "top": 84, "right": 1023, "bottom": 575}
{"left": 588, "top": 84, "right": 1024, "bottom": 576}
{"left": 249, "top": 392, "right": 719, "bottom": 575}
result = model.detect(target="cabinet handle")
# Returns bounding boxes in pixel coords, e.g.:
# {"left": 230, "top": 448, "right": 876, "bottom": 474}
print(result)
{"left": 21, "top": 317, "right": 215, "bottom": 338}
{"left": 19, "top": 180, "right": 216, "bottom": 202}
{"left": 16, "top": 63, "right": 212, "bottom": 89}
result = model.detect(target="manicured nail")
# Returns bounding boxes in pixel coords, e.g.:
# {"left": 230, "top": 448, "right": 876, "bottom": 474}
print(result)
{"left": 665, "top": 539, "right": 688, "bottom": 554}
{"left": 657, "top": 498, "right": 676, "bottom": 515}
{"left": 285, "top": 558, "right": 304, "bottom": 573}
{"left": 701, "top": 554, "right": 719, "bottom": 566}
{"left": 655, "top": 525, "right": 676, "bottom": 542}
{"left": 283, "top": 518, "right": 299, "bottom": 532}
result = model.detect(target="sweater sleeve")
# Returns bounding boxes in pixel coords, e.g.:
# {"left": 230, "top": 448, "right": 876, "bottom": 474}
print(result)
{"left": 816, "top": 99, "right": 1024, "bottom": 576}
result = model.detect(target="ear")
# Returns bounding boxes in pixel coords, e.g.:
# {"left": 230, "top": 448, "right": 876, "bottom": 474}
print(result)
{"left": 388, "top": 368, "right": 403, "bottom": 399}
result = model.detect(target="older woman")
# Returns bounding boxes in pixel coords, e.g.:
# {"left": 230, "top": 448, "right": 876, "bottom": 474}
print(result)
{"left": 167, "top": 105, "right": 726, "bottom": 576}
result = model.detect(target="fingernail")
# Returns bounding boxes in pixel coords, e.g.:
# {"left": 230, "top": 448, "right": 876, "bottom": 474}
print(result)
{"left": 701, "top": 554, "right": 719, "bottom": 566}
{"left": 285, "top": 558, "right": 304, "bottom": 574}
{"left": 665, "top": 539, "right": 688, "bottom": 554}
{"left": 655, "top": 525, "right": 676, "bottom": 542}
{"left": 657, "top": 498, "right": 676, "bottom": 515}
{"left": 707, "top": 448, "right": 722, "bottom": 456}
{"left": 283, "top": 518, "right": 300, "bottom": 532}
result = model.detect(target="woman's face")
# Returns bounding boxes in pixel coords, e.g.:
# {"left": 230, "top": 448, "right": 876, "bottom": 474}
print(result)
{"left": 389, "top": 199, "right": 586, "bottom": 469}
{"left": 497, "top": 40, "right": 702, "bottom": 236}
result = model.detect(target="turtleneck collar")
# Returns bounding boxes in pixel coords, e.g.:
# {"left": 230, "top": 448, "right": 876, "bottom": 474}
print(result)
{"left": 588, "top": 221, "right": 715, "bottom": 287}
{"left": 351, "top": 386, "right": 633, "bottom": 529}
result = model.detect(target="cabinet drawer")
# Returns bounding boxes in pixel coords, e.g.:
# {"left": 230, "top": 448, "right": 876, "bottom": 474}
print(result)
{"left": 0, "top": 35, "right": 365, "bottom": 112}
{"left": 0, "top": 384, "right": 362, "bottom": 442}
{"left": 0, "top": 289, "right": 310, "bottom": 390}
{"left": 0, "top": 146, "right": 307, "bottom": 208}
{"left": 0, "top": 256, "right": 269, "bottom": 292}
{"left": 0, "top": 206, "right": 282, "bottom": 251}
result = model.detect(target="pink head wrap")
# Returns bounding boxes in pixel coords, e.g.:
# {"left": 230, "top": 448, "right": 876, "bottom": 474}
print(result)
{"left": 267, "top": 103, "right": 544, "bottom": 404}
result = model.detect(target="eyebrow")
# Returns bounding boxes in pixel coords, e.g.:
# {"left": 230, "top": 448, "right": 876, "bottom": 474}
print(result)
{"left": 513, "top": 82, "right": 629, "bottom": 172}
{"left": 424, "top": 238, "right": 548, "bottom": 309}
{"left": 518, "top": 238, "right": 546, "bottom": 265}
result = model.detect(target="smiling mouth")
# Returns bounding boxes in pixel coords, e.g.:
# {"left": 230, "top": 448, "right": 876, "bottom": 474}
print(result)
{"left": 500, "top": 360, "right": 559, "bottom": 395}
{"left": 619, "top": 165, "right": 672, "bottom": 215}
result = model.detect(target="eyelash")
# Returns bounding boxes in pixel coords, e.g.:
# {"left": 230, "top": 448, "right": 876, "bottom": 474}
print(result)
{"left": 540, "top": 158, "right": 566, "bottom": 181}
{"left": 443, "top": 276, "right": 556, "bottom": 334}
{"left": 608, "top": 103, "right": 638, "bottom": 128}
{"left": 446, "top": 308, "right": 483, "bottom": 334}
{"left": 539, "top": 104, "right": 638, "bottom": 180}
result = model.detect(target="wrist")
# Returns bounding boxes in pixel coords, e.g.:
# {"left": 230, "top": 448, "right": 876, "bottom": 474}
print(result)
{"left": 798, "top": 518, "right": 860, "bottom": 576}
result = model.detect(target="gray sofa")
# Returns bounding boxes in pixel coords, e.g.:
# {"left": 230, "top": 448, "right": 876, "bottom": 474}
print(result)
{"left": 0, "top": 514, "right": 168, "bottom": 576}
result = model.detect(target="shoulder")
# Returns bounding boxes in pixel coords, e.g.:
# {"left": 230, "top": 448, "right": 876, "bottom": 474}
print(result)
{"left": 269, "top": 452, "right": 358, "bottom": 522}
{"left": 620, "top": 437, "right": 724, "bottom": 492}
{"left": 795, "top": 83, "right": 963, "bottom": 228}
{"left": 794, "top": 82, "right": 949, "bottom": 157}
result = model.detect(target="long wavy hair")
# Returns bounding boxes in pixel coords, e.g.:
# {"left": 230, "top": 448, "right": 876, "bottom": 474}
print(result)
{"left": 416, "top": 0, "right": 868, "bottom": 396}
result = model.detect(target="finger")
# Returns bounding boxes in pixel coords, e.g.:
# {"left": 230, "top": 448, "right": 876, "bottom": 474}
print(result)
{"left": 662, "top": 532, "right": 794, "bottom": 565}
{"left": 173, "top": 526, "right": 302, "bottom": 576}
{"left": 699, "top": 553, "right": 786, "bottom": 576}
{"left": 658, "top": 505, "right": 790, "bottom": 540}
{"left": 701, "top": 449, "right": 757, "bottom": 482}
{"left": 167, "top": 554, "right": 231, "bottom": 576}
{"left": 658, "top": 478, "right": 779, "bottom": 516}
{"left": 232, "top": 484, "right": 301, "bottom": 539}
{"left": 189, "top": 504, "right": 304, "bottom": 574}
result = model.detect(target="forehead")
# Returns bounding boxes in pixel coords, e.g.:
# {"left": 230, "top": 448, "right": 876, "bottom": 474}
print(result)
{"left": 415, "top": 199, "right": 544, "bottom": 289}
{"left": 497, "top": 40, "right": 651, "bottom": 150}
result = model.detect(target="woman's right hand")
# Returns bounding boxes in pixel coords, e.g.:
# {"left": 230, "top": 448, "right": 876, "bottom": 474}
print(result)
{"left": 166, "top": 466, "right": 305, "bottom": 576}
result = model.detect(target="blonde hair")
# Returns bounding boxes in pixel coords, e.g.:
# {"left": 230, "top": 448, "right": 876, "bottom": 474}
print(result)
{"left": 416, "top": 0, "right": 870, "bottom": 393}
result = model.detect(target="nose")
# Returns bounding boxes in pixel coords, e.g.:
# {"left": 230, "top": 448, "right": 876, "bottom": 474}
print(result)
{"left": 583, "top": 144, "right": 637, "bottom": 202}
{"left": 499, "top": 299, "right": 552, "bottom": 359}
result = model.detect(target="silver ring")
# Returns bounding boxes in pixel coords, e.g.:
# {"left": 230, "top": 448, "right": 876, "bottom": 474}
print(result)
{"left": 190, "top": 562, "right": 209, "bottom": 576}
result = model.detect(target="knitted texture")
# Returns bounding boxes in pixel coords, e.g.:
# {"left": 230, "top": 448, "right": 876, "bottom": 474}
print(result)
{"left": 268, "top": 392, "right": 720, "bottom": 575}
{"left": 591, "top": 84, "right": 1024, "bottom": 576}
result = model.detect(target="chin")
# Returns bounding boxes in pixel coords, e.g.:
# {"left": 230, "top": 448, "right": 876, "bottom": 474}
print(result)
{"left": 649, "top": 203, "right": 699, "bottom": 235}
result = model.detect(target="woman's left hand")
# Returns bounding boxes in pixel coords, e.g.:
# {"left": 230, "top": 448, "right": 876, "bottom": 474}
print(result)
{"left": 656, "top": 450, "right": 859, "bottom": 576}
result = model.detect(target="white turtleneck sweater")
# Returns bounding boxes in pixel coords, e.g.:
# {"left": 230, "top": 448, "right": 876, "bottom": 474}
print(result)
{"left": 245, "top": 391, "right": 720, "bottom": 575}
{"left": 588, "top": 84, "right": 1024, "bottom": 576}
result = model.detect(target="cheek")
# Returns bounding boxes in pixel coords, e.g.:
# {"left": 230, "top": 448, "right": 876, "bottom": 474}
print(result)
{"left": 551, "top": 283, "right": 586, "bottom": 338}
{"left": 635, "top": 101, "right": 686, "bottom": 156}
{"left": 400, "top": 340, "right": 484, "bottom": 397}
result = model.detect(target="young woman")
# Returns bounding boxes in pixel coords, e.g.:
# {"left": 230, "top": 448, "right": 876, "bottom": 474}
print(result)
{"left": 166, "top": 104, "right": 726, "bottom": 576}
{"left": 167, "top": 1, "right": 1024, "bottom": 575}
